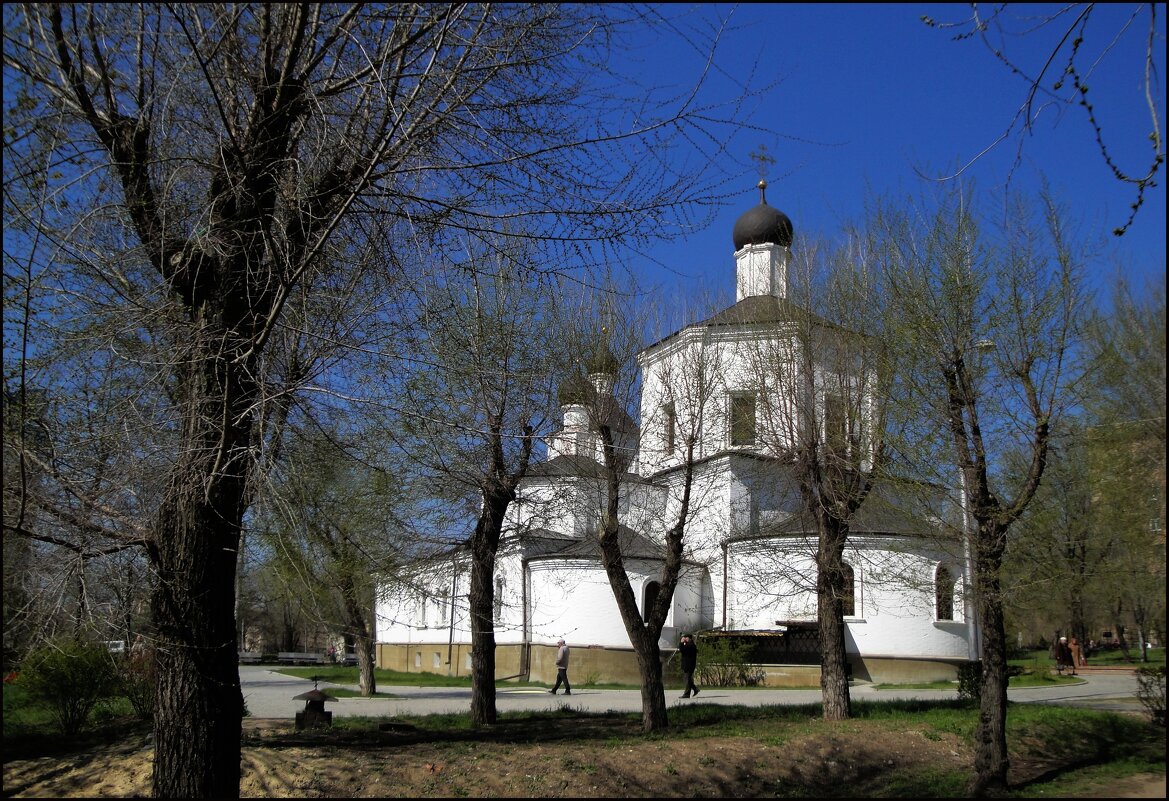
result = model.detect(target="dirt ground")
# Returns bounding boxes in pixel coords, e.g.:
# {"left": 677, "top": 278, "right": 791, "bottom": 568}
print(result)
{"left": 3, "top": 716, "right": 1164, "bottom": 798}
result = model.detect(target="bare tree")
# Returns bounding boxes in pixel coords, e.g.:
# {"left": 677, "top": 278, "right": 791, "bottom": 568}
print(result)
{"left": 921, "top": 3, "right": 1165, "bottom": 236}
{"left": 873, "top": 186, "right": 1086, "bottom": 794}
{"left": 3, "top": 4, "right": 755, "bottom": 794}
{"left": 568, "top": 292, "right": 726, "bottom": 732}
{"left": 735, "top": 235, "right": 887, "bottom": 721}
{"left": 382, "top": 244, "right": 568, "bottom": 726}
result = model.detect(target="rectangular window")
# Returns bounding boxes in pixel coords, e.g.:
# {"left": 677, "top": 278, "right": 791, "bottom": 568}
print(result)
{"left": 842, "top": 564, "right": 856, "bottom": 617}
{"left": 825, "top": 394, "right": 849, "bottom": 455}
{"left": 730, "top": 394, "right": 756, "bottom": 447}
{"left": 935, "top": 566, "right": 955, "bottom": 621}
{"left": 663, "top": 403, "right": 676, "bottom": 454}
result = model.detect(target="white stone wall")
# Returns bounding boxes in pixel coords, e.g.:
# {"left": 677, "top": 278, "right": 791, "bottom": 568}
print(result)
{"left": 723, "top": 534, "right": 973, "bottom": 660}
{"left": 375, "top": 563, "right": 465, "bottom": 646}
{"left": 734, "top": 242, "right": 790, "bottom": 301}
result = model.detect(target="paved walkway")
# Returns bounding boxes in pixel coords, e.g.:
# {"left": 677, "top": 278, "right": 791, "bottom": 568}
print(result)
{"left": 240, "top": 665, "right": 1146, "bottom": 720}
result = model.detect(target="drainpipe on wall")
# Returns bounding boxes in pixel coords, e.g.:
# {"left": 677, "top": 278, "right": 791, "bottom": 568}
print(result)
{"left": 721, "top": 541, "right": 729, "bottom": 629}
{"left": 521, "top": 557, "right": 531, "bottom": 681}
{"left": 447, "top": 555, "right": 458, "bottom": 674}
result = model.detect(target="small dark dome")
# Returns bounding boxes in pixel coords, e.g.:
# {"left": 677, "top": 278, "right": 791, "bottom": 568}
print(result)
{"left": 557, "top": 371, "right": 591, "bottom": 406}
{"left": 585, "top": 339, "right": 619, "bottom": 377}
{"left": 732, "top": 180, "right": 793, "bottom": 250}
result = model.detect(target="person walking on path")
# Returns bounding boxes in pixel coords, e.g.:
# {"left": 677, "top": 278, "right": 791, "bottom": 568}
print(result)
{"left": 1069, "top": 637, "right": 1083, "bottom": 674}
{"left": 1055, "top": 636, "right": 1074, "bottom": 674}
{"left": 679, "top": 634, "right": 700, "bottom": 698}
{"left": 549, "top": 639, "right": 571, "bottom": 695}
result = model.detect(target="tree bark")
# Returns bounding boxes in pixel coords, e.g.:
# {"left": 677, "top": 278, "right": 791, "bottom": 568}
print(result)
{"left": 468, "top": 493, "right": 510, "bottom": 726}
{"left": 355, "top": 635, "right": 376, "bottom": 697}
{"left": 149, "top": 342, "right": 252, "bottom": 798}
{"left": 633, "top": 633, "right": 669, "bottom": 730}
{"left": 338, "top": 576, "right": 376, "bottom": 696}
{"left": 971, "top": 521, "right": 1010, "bottom": 796}
{"left": 596, "top": 427, "right": 691, "bottom": 733}
{"left": 816, "top": 526, "right": 852, "bottom": 722}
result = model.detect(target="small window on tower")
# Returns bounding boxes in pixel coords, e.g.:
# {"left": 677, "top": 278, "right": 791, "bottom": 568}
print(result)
{"left": 663, "top": 403, "right": 676, "bottom": 454}
{"left": 730, "top": 394, "right": 756, "bottom": 447}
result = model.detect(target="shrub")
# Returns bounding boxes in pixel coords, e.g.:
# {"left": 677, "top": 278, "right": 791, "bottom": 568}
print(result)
{"left": 1135, "top": 665, "right": 1166, "bottom": 727}
{"left": 957, "top": 660, "right": 981, "bottom": 703}
{"left": 696, "top": 636, "right": 765, "bottom": 687}
{"left": 19, "top": 638, "right": 120, "bottom": 735}
{"left": 120, "top": 643, "right": 156, "bottom": 721}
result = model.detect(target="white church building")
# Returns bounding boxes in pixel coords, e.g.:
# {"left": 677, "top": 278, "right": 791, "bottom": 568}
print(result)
{"left": 375, "top": 184, "right": 980, "bottom": 686}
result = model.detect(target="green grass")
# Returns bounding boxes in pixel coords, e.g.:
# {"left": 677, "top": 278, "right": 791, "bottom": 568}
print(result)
{"left": 2, "top": 682, "right": 55, "bottom": 731}
{"left": 274, "top": 665, "right": 648, "bottom": 690}
{"left": 276, "top": 666, "right": 476, "bottom": 687}
{"left": 1008, "top": 670, "right": 1084, "bottom": 687}
{"left": 319, "top": 700, "right": 1162, "bottom": 797}
{"left": 1015, "top": 647, "right": 1166, "bottom": 667}
{"left": 321, "top": 687, "right": 400, "bottom": 699}
{"left": 873, "top": 670, "right": 1080, "bottom": 691}
{"left": 286, "top": 664, "right": 1092, "bottom": 695}
{"left": 8, "top": 663, "right": 1162, "bottom": 797}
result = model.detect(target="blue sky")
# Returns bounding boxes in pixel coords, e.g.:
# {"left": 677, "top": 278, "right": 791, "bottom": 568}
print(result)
{"left": 623, "top": 3, "right": 1166, "bottom": 306}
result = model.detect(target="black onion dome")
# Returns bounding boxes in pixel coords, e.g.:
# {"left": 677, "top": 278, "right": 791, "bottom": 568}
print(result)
{"left": 557, "top": 371, "right": 591, "bottom": 406}
{"left": 585, "top": 338, "right": 619, "bottom": 377}
{"left": 732, "top": 180, "right": 793, "bottom": 250}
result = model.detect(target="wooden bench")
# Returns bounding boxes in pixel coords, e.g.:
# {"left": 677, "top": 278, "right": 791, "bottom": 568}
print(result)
{"left": 238, "top": 651, "right": 263, "bottom": 664}
{"left": 277, "top": 651, "right": 326, "bottom": 665}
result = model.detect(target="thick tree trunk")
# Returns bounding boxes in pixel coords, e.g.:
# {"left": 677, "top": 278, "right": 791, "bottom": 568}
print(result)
{"left": 817, "top": 525, "right": 852, "bottom": 722}
{"left": 355, "top": 634, "right": 376, "bottom": 696}
{"left": 150, "top": 376, "right": 249, "bottom": 795}
{"left": 468, "top": 495, "right": 509, "bottom": 726}
{"left": 634, "top": 636, "right": 669, "bottom": 732}
{"left": 468, "top": 556, "right": 498, "bottom": 725}
{"left": 971, "top": 524, "right": 1009, "bottom": 796}
{"left": 151, "top": 519, "right": 243, "bottom": 799}
{"left": 338, "top": 575, "right": 377, "bottom": 696}
{"left": 595, "top": 426, "right": 692, "bottom": 734}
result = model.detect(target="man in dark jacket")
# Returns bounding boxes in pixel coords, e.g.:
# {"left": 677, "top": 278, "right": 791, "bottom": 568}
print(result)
{"left": 679, "top": 634, "right": 699, "bottom": 698}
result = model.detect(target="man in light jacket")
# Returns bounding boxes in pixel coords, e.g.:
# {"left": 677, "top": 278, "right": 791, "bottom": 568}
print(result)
{"left": 549, "top": 639, "right": 572, "bottom": 695}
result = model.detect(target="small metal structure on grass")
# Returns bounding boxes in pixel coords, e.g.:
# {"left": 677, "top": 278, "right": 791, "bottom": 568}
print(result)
{"left": 293, "top": 680, "right": 336, "bottom": 730}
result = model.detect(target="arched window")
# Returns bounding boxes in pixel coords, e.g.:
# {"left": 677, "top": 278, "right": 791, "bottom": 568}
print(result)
{"left": 936, "top": 565, "right": 955, "bottom": 621}
{"left": 415, "top": 593, "right": 428, "bottom": 627}
{"left": 494, "top": 576, "right": 505, "bottom": 622}
{"left": 841, "top": 563, "right": 856, "bottom": 617}
{"left": 643, "top": 581, "right": 661, "bottom": 622}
